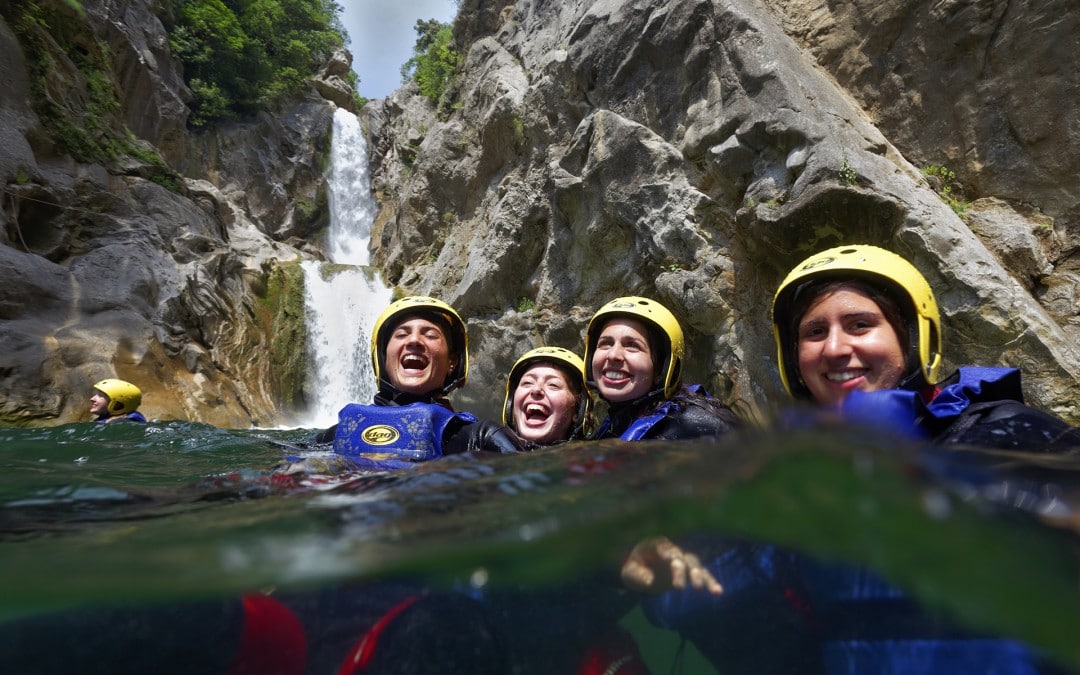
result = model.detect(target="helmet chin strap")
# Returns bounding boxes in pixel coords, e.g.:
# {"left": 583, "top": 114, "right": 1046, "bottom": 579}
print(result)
{"left": 438, "top": 375, "right": 464, "bottom": 398}
{"left": 894, "top": 367, "right": 925, "bottom": 392}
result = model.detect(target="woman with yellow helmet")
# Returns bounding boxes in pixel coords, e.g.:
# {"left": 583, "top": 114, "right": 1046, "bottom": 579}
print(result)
{"left": 637, "top": 245, "right": 1077, "bottom": 675}
{"left": 584, "top": 296, "right": 741, "bottom": 441}
{"left": 771, "top": 244, "right": 1079, "bottom": 448}
{"left": 310, "top": 296, "right": 524, "bottom": 469}
{"left": 89, "top": 379, "right": 146, "bottom": 423}
{"left": 502, "top": 346, "right": 594, "bottom": 447}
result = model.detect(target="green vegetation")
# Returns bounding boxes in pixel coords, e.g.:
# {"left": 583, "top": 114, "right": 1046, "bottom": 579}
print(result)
{"left": 255, "top": 261, "right": 309, "bottom": 408}
{"left": 512, "top": 116, "right": 526, "bottom": 150}
{"left": 516, "top": 297, "right": 536, "bottom": 313}
{"left": 921, "top": 165, "right": 971, "bottom": 216}
{"left": 168, "top": 0, "right": 350, "bottom": 126}
{"left": 839, "top": 155, "right": 858, "bottom": 186}
{"left": 400, "top": 19, "right": 460, "bottom": 105}
{"left": 1, "top": 2, "right": 174, "bottom": 184}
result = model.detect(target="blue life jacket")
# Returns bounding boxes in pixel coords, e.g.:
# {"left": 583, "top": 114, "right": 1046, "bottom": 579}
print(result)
{"left": 332, "top": 401, "right": 477, "bottom": 470}
{"left": 840, "top": 367, "right": 1021, "bottom": 440}
{"left": 96, "top": 411, "right": 147, "bottom": 424}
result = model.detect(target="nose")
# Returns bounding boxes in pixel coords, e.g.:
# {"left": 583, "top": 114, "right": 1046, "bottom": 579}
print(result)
{"left": 821, "top": 326, "right": 852, "bottom": 358}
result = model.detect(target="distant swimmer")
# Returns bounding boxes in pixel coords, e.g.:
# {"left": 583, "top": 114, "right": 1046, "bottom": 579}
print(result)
{"left": 90, "top": 379, "right": 147, "bottom": 423}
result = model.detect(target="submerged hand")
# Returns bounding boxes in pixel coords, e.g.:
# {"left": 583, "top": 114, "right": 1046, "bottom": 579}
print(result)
{"left": 620, "top": 536, "right": 723, "bottom": 595}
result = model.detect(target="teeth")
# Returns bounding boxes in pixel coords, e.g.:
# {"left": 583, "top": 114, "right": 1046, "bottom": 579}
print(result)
{"left": 603, "top": 370, "right": 626, "bottom": 380}
{"left": 826, "top": 370, "right": 862, "bottom": 383}
{"left": 526, "top": 404, "right": 548, "bottom": 418}
{"left": 402, "top": 355, "right": 427, "bottom": 368}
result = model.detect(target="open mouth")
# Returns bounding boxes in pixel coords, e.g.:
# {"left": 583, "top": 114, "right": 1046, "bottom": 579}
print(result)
{"left": 602, "top": 369, "right": 630, "bottom": 383}
{"left": 524, "top": 403, "right": 550, "bottom": 422}
{"left": 401, "top": 353, "right": 429, "bottom": 371}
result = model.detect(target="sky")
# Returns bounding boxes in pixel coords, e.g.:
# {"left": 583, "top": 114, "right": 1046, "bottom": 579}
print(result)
{"left": 339, "top": 0, "right": 458, "bottom": 100}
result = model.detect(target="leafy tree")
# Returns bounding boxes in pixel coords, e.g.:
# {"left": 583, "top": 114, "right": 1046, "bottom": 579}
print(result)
{"left": 400, "top": 20, "right": 460, "bottom": 105}
{"left": 169, "top": 0, "right": 347, "bottom": 126}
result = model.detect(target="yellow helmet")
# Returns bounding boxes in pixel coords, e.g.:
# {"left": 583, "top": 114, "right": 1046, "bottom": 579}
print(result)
{"left": 771, "top": 244, "right": 942, "bottom": 399}
{"left": 502, "top": 346, "right": 594, "bottom": 439}
{"left": 584, "top": 296, "right": 685, "bottom": 399}
{"left": 93, "top": 379, "right": 142, "bottom": 415}
{"left": 370, "top": 296, "right": 469, "bottom": 395}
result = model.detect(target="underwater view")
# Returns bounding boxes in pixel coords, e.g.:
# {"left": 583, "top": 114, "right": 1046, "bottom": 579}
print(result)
{"left": 2, "top": 420, "right": 1079, "bottom": 674}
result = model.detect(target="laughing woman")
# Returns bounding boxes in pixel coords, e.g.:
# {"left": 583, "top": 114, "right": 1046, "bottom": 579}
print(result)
{"left": 312, "top": 296, "right": 524, "bottom": 469}
{"left": 502, "top": 346, "right": 594, "bottom": 448}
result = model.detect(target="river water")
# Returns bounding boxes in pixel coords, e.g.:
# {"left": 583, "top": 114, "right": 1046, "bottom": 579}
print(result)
{"left": 1, "top": 421, "right": 1079, "bottom": 673}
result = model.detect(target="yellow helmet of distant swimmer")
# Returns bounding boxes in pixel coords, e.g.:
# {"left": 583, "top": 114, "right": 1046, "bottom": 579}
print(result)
{"left": 502, "top": 346, "right": 594, "bottom": 440}
{"left": 370, "top": 296, "right": 468, "bottom": 395}
{"left": 584, "top": 296, "right": 685, "bottom": 399}
{"left": 93, "top": 379, "right": 142, "bottom": 415}
{"left": 771, "top": 244, "right": 942, "bottom": 399}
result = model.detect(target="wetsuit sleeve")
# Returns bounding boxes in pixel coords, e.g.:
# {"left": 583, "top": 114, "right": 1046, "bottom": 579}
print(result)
{"left": 443, "top": 420, "right": 527, "bottom": 454}
{"left": 642, "top": 539, "right": 824, "bottom": 674}
{"left": 313, "top": 425, "right": 337, "bottom": 444}
{"left": 931, "top": 400, "right": 1080, "bottom": 451}
{"left": 647, "top": 402, "right": 742, "bottom": 441}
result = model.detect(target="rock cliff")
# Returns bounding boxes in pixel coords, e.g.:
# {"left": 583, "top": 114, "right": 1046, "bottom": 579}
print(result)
{"left": 366, "top": 0, "right": 1079, "bottom": 424}
{"left": 0, "top": 0, "right": 350, "bottom": 426}
{"left": 0, "top": 0, "right": 1077, "bottom": 428}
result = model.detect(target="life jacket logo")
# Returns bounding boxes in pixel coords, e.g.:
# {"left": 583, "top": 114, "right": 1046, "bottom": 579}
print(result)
{"left": 361, "top": 425, "right": 399, "bottom": 445}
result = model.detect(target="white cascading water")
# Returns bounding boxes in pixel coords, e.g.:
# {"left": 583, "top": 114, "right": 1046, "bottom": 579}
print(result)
{"left": 300, "top": 108, "right": 392, "bottom": 427}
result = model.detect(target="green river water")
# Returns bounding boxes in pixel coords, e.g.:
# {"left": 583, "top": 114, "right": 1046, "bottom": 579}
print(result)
{"left": 1, "top": 421, "right": 1079, "bottom": 673}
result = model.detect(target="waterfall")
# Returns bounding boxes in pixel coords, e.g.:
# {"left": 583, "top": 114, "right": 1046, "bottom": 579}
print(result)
{"left": 300, "top": 108, "right": 392, "bottom": 428}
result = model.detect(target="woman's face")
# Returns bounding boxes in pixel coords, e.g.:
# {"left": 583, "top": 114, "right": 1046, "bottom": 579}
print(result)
{"left": 89, "top": 390, "right": 110, "bottom": 417}
{"left": 384, "top": 316, "right": 454, "bottom": 395}
{"left": 512, "top": 364, "right": 578, "bottom": 444}
{"left": 796, "top": 285, "right": 907, "bottom": 407}
{"left": 591, "top": 317, "right": 656, "bottom": 403}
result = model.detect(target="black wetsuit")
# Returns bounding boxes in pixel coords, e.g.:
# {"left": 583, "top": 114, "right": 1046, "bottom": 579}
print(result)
{"left": 594, "top": 385, "right": 743, "bottom": 441}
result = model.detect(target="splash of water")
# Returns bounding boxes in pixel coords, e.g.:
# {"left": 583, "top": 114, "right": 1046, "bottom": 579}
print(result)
{"left": 301, "top": 109, "right": 392, "bottom": 427}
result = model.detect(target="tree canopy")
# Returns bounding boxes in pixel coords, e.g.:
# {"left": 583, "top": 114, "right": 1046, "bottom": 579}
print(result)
{"left": 400, "top": 19, "right": 460, "bottom": 105}
{"left": 169, "top": 0, "right": 351, "bottom": 126}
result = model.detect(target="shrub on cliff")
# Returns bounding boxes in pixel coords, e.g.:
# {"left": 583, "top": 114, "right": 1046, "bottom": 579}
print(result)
{"left": 168, "top": 0, "right": 349, "bottom": 126}
{"left": 400, "top": 19, "right": 460, "bottom": 106}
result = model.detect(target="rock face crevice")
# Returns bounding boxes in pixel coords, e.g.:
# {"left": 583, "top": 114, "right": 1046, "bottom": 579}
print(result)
{"left": 368, "top": 0, "right": 1078, "bottom": 424}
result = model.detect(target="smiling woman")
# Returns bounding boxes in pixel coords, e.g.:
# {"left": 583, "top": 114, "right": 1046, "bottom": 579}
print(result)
{"left": 771, "top": 244, "right": 1080, "bottom": 449}
{"left": 584, "top": 296, "right": 743, "bottom": 441}
{"left": 302, "top": 296, "right": 524, "bottom": 470}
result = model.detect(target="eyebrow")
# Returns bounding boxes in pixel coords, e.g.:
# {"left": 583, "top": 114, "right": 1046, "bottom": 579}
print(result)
{"left": 800, "top": 311, "right": 882, "bottom": 328}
